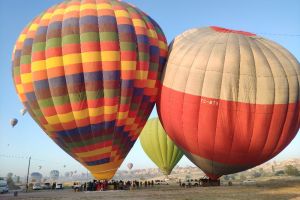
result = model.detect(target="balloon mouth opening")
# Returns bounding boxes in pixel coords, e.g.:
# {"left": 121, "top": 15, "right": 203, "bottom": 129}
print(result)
{"left": 205, "top": 173, "right": 221, "bottom": 180}
{"left": 210, "top": 26, "right": 256, "bottom": 37}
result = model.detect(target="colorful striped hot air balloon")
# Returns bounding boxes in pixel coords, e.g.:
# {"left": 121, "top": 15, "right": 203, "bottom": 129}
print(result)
{"left": 158, "top": 26, "right": 300, "bottom": 180}
{"left": 12, "top": 0, "right": 167, "bottom": 180}
{"left": 140, "top": 118, "right": 183, "bottom": 175}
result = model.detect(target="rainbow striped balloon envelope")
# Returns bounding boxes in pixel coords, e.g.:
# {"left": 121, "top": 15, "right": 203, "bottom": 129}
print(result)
{"left": 12, "top": 0, "right": 167, "bottom": 180}
{"left": 158, "top": 26, "right": 300, "bottom": 180}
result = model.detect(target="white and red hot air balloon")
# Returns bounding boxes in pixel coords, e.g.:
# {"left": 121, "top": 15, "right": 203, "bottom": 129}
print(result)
{"left": 158, "top": 26, "right": 300, "bottom": 180}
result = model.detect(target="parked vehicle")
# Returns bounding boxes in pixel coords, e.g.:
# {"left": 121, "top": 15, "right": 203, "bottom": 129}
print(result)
{"left": 0, "top": 180, "right": 9, "bottom": 194}
{"left": 242, "top": 179, "right": 256, "bottom": 185}
{"left": 32, "top": 183, "right": 42, "bottom": 190}
{"left": 154, "top": 180, "right": 169, "bottom": 185}
{"left": 181, "top": 179, "right": 199, "bottom": 187}
{"left": 56, "top": 183, "right": 63, "bottom": 189}
{"left": 42, "top": 182, "right": 51, "bottom": 189}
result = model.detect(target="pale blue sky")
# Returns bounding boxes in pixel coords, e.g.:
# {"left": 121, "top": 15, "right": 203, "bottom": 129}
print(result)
{"left": 0, "top": 0, "right": 299, "bottom": 177}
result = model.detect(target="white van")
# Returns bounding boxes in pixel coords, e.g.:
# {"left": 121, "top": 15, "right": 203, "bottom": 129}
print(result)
{"left": 0, "top": 180, "right": 9, "bottom": 194}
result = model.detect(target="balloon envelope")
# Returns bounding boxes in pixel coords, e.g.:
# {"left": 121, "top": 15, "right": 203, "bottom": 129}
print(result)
{"left": 10, "top": 118, "right": 18, "bottom": 127}
{"left": 20, "top": 108, "right": 27, "bottom": 116}
{"left": 12, "top": 0, "right": 167, "bottom": 180}
{"left": 31, "top": 172, "right": 42, "bottom": 182}
{"left": 158, "top": 26, "right": 300, "bottom": 179}
{"left": 139, "top": 118, "right": 183, "bottom": 175}
{"left": 50, "top": 170, "right": 59, "bottom": 180}
{"left": 127, "top": 163, "right": 133, "bottom": 170}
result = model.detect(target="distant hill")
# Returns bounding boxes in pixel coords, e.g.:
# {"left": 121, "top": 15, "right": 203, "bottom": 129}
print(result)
{"left": 113, "top": 158, "right": 300, "bottom": 181}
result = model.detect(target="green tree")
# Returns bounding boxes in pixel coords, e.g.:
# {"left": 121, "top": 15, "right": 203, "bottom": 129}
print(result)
{"left": 284, "top": 165, "right": 299, "bottom": 176}
{"left": 6, "top": 172, "right": 19, "bottom": 190}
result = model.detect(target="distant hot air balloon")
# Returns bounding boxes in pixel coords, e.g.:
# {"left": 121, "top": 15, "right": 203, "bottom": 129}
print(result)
{"left": 65, "top": 172, "right": 70, "bottom": 178}
{"left": 63, "top": 165, "right": 66, "bottom": 168}
{"left": 139, "top": 118, "right": 183, "bottom": 175}
{"left": 38, "top": 165, "right": 42, "bottom": 170}
{"left": 31, "top": 172, "right": 42, "bottom": 182}
{"left": 11, "top": 0, "right": 167, "bottom": 180}
{"left": 50, "top": 170, "right": 59, "bottom": 181}
{"left": 127, "top": 163, "right": 133, "bottom": 170}
{"left": 10, "top": 118, "right": 18, "bottom": 127}
{"left": 70, "top": 171, "right": 74, "bottom": 177}
{"left": 158, "top": 26, "right": 300, "bottom": 180}
{"left": 20, "top": 108, "right": 27, "bottom": 116}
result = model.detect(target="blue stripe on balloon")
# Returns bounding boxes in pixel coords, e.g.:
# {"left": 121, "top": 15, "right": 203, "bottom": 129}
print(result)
{"left": 57, "top": 120, "right": 116, "bottom": 137}
{"left": 86, "top": 157, "right": 110, "bottom": 166}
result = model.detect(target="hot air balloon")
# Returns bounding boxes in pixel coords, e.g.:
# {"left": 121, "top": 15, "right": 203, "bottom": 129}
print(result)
{"left": 50, "top": 170, "right": 59, "bottom": 180}
{"left": 20, "top": 108, "right": 27, "bottom": 116}
{"left": 38, "top": 165, "right": 42, "bottom": 170}
{"left": 139, "top": 118, "right": 183, "bottom": 175}
{"left": 65, "top": 172, "right": 70, "bottom": 178}
{"left": 10, "top": 118, "right": 18, "bottom": 127}
{"left": 158, "top": 26, "right": 300, "bottom": 180}
{"left": 127, "top": 163, "right": 133, "bottom": 170}
{"left": 11, "top": 0, "right": 167, "bottom": 180}
{"left": 31, "top": 172, "right": 42, "bottom": 182}
{"left": 63, "top": 165, "right": 66, "bottom": 168}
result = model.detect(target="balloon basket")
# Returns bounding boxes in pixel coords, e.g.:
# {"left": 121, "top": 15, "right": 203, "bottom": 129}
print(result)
{"left": 199, "top": 178, "right": 220, "bottom": 187}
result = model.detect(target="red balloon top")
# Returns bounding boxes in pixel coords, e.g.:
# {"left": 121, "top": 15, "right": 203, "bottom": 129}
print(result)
{"left": 210, "top": 26, "right": 256, "bottom": 36}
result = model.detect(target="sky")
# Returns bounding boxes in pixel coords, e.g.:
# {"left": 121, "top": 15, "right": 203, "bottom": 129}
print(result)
{"left": 0, "top": 0, "right": 299, "bottom": 178}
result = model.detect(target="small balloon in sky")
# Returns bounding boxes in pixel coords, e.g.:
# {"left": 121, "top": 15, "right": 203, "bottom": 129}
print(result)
{"left": 127, "top": 163, "right": 133, "bottom": 170}
{"left": 10, "top": 118, "right": 18, "bottom": 127}
{"left": 20, "top": 108, "right": 27, "bottom": 116}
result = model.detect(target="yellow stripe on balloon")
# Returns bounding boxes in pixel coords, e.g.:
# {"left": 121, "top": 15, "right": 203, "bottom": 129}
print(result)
{"left": 28, "top": 23, "right": 39, "bottom": 32}
{"left": 63, "top": 54, "right": 82, "bottom": 66}
{"left": 117, "top": 111, "right": 128, "bottom": 120}
{"left": 159, "top": 41, "right": 168, "bottom": 50}
{"left": 101, "top": 51, "right": 120, "bottom": 62}
{"left": 136, "top": 70, "right": 148, "bottom": 80}
{"left": 18, "top": 34, "right": 27, "bottom": 44}
{"left": 51, "top": 8, "right": 65, "bottom": 18}
{"left": 75, "top": 146, "right": 112, "bottom": 158}
{"left": 41, "top": 12, "right": 52, "bottom": 20}
{"left": 121, "top": 61, "right": 136, "bottom": 70}
{"left": 81, "top": 51, "right": 102, "bottom": 63}
{"left": 21, "top": 73, "right": 33, "bottom": 84}
{"left": 80, "top": 3, "right": 96, "bottom": 11}
{"left": 85, "top": 159, "right": 123, "bottom": 172}
{"left": 32, "top": 60, "right": 46, "bottom": 72}
{"left": 16, "top": 84, "right": 24, "bottom": 94}
{"left": 146, "top": 80, "right": 156, "bottom": 88}
{"left": 46, "top": 56, "right": 64, "bottom": 69}
{"left": 147, "top": 29, "right": 158, "bottom": 39}
{"left": 65, "top": 5, "right": 80, "bottom": 14}
{"left": 96, "top": 3, "right": 112, "bottom": 10}
{"left": 115, "top": 10, "right": 130, "bottom": 18}
{"left": 132, "top": 19, "right": 146, "bottom": 28}
{"left": 45, "top": 106, "right": 119, "bottom": 124}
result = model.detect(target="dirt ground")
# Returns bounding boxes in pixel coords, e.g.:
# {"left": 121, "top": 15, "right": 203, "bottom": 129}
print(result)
{"left": 1, "top": 179, "right": 300, "bottom": 200}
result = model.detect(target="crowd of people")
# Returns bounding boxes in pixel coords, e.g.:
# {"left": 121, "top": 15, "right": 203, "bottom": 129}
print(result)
{"left": 73, "top": 180, "right": 155, "bottom": 192}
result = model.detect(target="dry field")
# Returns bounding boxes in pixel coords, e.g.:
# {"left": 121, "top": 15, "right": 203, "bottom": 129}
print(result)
{"left": 1, "top": 178, "right": 300, "bottom": 200}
